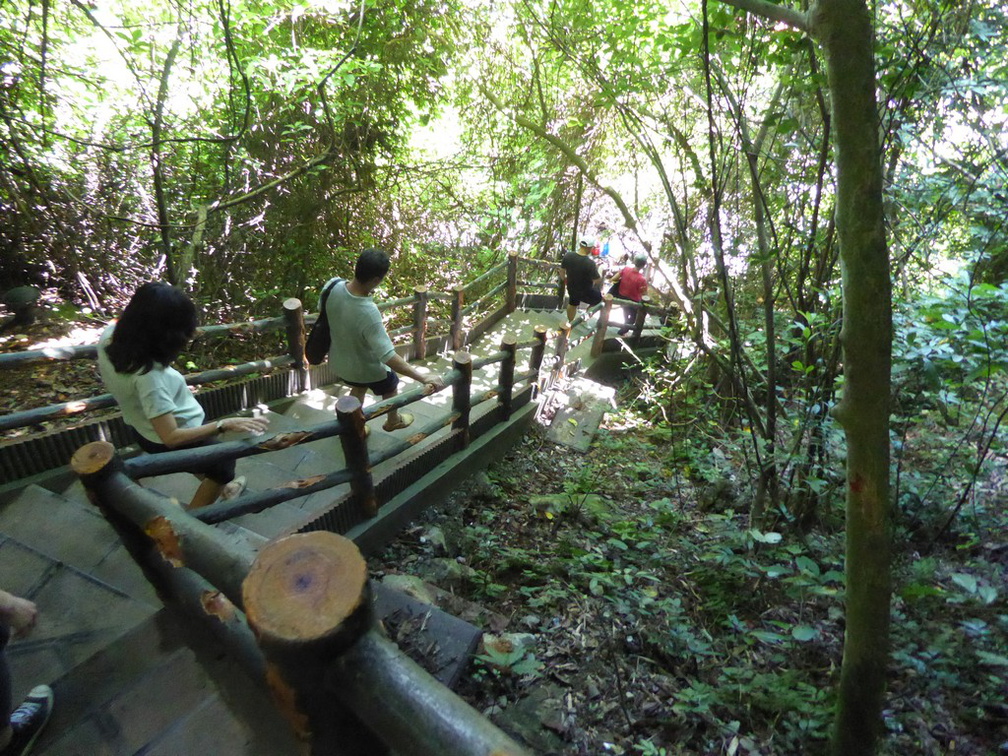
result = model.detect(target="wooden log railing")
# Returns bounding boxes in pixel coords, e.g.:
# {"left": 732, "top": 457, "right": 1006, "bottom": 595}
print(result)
{"left": 70, "top": 443, "right": 531, "bottom": 756}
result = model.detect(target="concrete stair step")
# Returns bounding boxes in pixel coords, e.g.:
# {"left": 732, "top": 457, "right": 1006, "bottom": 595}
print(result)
{"left": 0, "top": 484, "right": 158, "bottom": 606}
{"left": 36, "top": 609, "right": 298, "bottom": 755}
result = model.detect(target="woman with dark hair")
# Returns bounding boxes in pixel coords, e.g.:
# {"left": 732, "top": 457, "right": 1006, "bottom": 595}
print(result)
{"left": 98, "top": 282, "right": 268, "bottom": 509}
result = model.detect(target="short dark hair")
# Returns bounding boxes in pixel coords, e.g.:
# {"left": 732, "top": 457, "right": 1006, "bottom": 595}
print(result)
{"left": 105, "top": 282, "right": 198, "bottom": 374}
{"left": 355, "top": 248, "right": 391, "bottom": 283}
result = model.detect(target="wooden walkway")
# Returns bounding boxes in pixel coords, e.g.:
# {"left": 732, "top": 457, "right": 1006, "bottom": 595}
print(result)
{"left": 0, "top": 305, "right": 649, "bottom": 754}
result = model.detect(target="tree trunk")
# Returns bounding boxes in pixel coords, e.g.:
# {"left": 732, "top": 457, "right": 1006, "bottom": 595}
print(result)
{"left": 716, "top": 0, "right": 892, "bottom": 752}
{"left": 811, "top": 1, "right": 893, "bottom": 753}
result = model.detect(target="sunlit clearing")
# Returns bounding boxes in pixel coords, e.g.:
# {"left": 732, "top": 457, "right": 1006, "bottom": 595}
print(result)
{"left": 29, "top": 325, "right": 105, "bottom": 352}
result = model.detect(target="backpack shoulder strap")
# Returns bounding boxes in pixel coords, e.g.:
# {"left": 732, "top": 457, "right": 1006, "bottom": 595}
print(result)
{"left": 318, "top": 277, "right": 343, "bottom": 314}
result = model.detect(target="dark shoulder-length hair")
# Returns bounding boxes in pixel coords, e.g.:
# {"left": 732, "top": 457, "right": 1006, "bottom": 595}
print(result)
{"left": 105, "top": 282, "right": 198, "bottom": 375}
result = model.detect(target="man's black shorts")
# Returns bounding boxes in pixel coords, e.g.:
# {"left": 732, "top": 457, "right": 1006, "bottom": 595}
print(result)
{"left": 567, "top": 287, "right": 603, "bottom": 307}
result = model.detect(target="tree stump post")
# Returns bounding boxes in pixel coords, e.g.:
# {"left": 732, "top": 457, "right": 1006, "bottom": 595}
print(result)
{"left": 498, "top": 336, "right": 516, "bottom": 421}
{"left": 450, "top": 285, "right": 465, "bottom": 351}
{"left": 283, "top": 297, "right": 308, "bottom": 393}
{"left": 591, "top": 294, "right": 613, "bottom": 358}
{"left": 336, "top": 395, "right": 377, "bottom": 520}
{"left": 412, "top": 285, "right": 429, "bottom": 361}
{"left": 506, "top": 252, "right": 519, "bottom": 313}
{"left": 242, "top": 532, "right": 383, "bottom": 754}
{"left": 451, "top": 351, "right": 472, "bottom": 448}
{"left": 632, "top": 294, "right": 650, "bottom": 344}
{"left": 71, "top": 440, "right": 123, "bottom": 508}
{"left": 553, "top": 324, "right": 570, "bottom": 382}
{"left": 530, "top": 325, "right": 548, "bottom": 373}
{"left": 529, "top": 325, "right": 548, "bottom": 394}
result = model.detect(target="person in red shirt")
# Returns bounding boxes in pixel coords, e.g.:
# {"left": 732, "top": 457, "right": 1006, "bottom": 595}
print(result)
{"left": 610, "top": 253, "right": 649, "bottom": 335}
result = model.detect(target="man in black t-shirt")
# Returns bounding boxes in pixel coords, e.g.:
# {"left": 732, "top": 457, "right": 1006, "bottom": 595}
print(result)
{"left": 561, "top": 235, "right": 603, "bottom": 323}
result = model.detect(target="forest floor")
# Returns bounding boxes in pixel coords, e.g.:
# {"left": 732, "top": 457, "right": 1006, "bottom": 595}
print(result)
{"left": 369, "top": 398, "right": 1008, "bottom": 756}
{"left": 3, "top": 311, "right": 1007, "bottom": 756}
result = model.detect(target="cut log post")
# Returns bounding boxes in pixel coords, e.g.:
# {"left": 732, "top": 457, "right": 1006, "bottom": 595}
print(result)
{"left": 498, "top": 335, "right": 516, "bottom": 421}
{"left": 591, "top": 294, "right": 613, "bottom": 358}
{"left": 283, "top": 297, "right": 308, "bottom": 393}
{"left": 528, "top": 325, "right": 548, "bottom": 396}
{"left": 243, "top": 532, "right": 382, "bottom": 753}
{"left": 553, "top": 324, "right": 570, "bottom": 383}
{"left": 450, "top": 285, "right": 465, "bottom": 351}
{"left": 632, "top": 294, "right": 650, "bottom": 344}
{"left": 336, "top": 395, "right": 377, "bottom": 519}
{"left": 451, "top": 352, "right": 472, "bottom": 448}
{"left": 506, "top": 252, "right": 518, "bottom": 313}
{"left": 413, "top": 285, "right": 429, "bottom": 361}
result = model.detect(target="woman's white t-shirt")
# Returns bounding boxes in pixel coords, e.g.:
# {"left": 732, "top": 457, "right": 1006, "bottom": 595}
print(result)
{"left": 97, "top": 324, "right": 205, "bottom": 443}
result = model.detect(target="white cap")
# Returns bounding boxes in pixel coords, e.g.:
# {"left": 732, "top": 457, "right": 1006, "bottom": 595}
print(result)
{"left": 578, "top": 235, "right": 598, "bottom": 249}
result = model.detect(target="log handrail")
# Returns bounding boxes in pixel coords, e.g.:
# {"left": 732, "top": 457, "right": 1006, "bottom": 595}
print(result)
{"left": 70, "top": 443, "right": 531, "bottom": 755}
{"left": 459, "top": 260, "right": 507, "bottom": 296}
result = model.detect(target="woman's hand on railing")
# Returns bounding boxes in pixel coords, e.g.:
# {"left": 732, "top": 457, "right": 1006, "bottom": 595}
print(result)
{"left": 219, "top": 416, "right": 270, "bottom": 437}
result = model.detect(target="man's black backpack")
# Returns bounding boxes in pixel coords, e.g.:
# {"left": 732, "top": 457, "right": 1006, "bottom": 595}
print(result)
{"left": 305, "top": 278, "right": 342, "bottom": 365}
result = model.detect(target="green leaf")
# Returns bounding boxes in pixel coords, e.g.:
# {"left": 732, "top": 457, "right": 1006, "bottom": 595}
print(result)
{"left": 795, "top": 555, "right": 820, "bottom": 577}
{"left": 952, "top": 573, "right": 978, "bottom": 594}
{"left": 976, "top": 650, "right": 1008, "bottom": 667}
{"left": 791, "top": 625, "right": 818, "bottom": 642}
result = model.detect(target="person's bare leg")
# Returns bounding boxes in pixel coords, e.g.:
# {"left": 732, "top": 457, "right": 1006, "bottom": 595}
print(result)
{"left": 189, "top": 478, "right": 223, "bottom": 510}
{"left": 566, "top": 303, "right": 577, "bottom": 322}
{"left": 381, "top": 385, "right": 402, "bottom": 429}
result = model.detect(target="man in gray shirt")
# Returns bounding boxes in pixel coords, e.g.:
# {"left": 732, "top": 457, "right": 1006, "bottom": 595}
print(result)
{"left": 321, "top": 248, "right": 445, "bottom": 431}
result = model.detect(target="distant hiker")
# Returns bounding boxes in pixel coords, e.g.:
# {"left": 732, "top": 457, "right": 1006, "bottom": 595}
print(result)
{"left": 0, "top": 588, "right": 53, "bottom": 756}
{"left": 98, "top": 282, "right": 268, "bottom": 509}
{"left": 609, "top": 252, "right": 650, "bottom": 335}
{"left": 320, "top": 248, "right": 445, "bottom": 433}
{"left": 561, "top": 235, "right": 603, "bottom": 324}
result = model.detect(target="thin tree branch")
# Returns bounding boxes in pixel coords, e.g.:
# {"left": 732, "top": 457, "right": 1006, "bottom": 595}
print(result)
{"left": 717, "top": 0, "right": 810, "bottom": 32}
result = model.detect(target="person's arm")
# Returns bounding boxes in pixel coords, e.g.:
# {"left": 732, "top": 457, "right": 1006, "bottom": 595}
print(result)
{"left": 150, "top": 413, "right": 269, "bottom": 448}
{"left": 385, "top": 353, "right": 446, "bottom": 392}
{"left": 0, "top": 590, "right": 38, "bottom": 639}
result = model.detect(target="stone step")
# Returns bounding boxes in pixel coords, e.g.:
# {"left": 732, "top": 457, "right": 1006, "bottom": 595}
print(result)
{"left": 0, "top": 484, "right": 158, "bottom": 606}
{"left": 36, "top": 609, "right": 299, "bottom": 755}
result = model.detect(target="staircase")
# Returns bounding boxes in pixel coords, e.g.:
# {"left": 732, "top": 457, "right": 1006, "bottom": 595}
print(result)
{"left": 1, "top": 309, "right": 595, "bottom": 753}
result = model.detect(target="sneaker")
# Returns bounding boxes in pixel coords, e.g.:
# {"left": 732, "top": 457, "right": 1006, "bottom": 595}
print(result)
{"left": 219, "top": 475, "right": 247, "bottom": 501}
{"left": 3, "top": 685, "right": 53, "bottom": 756}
